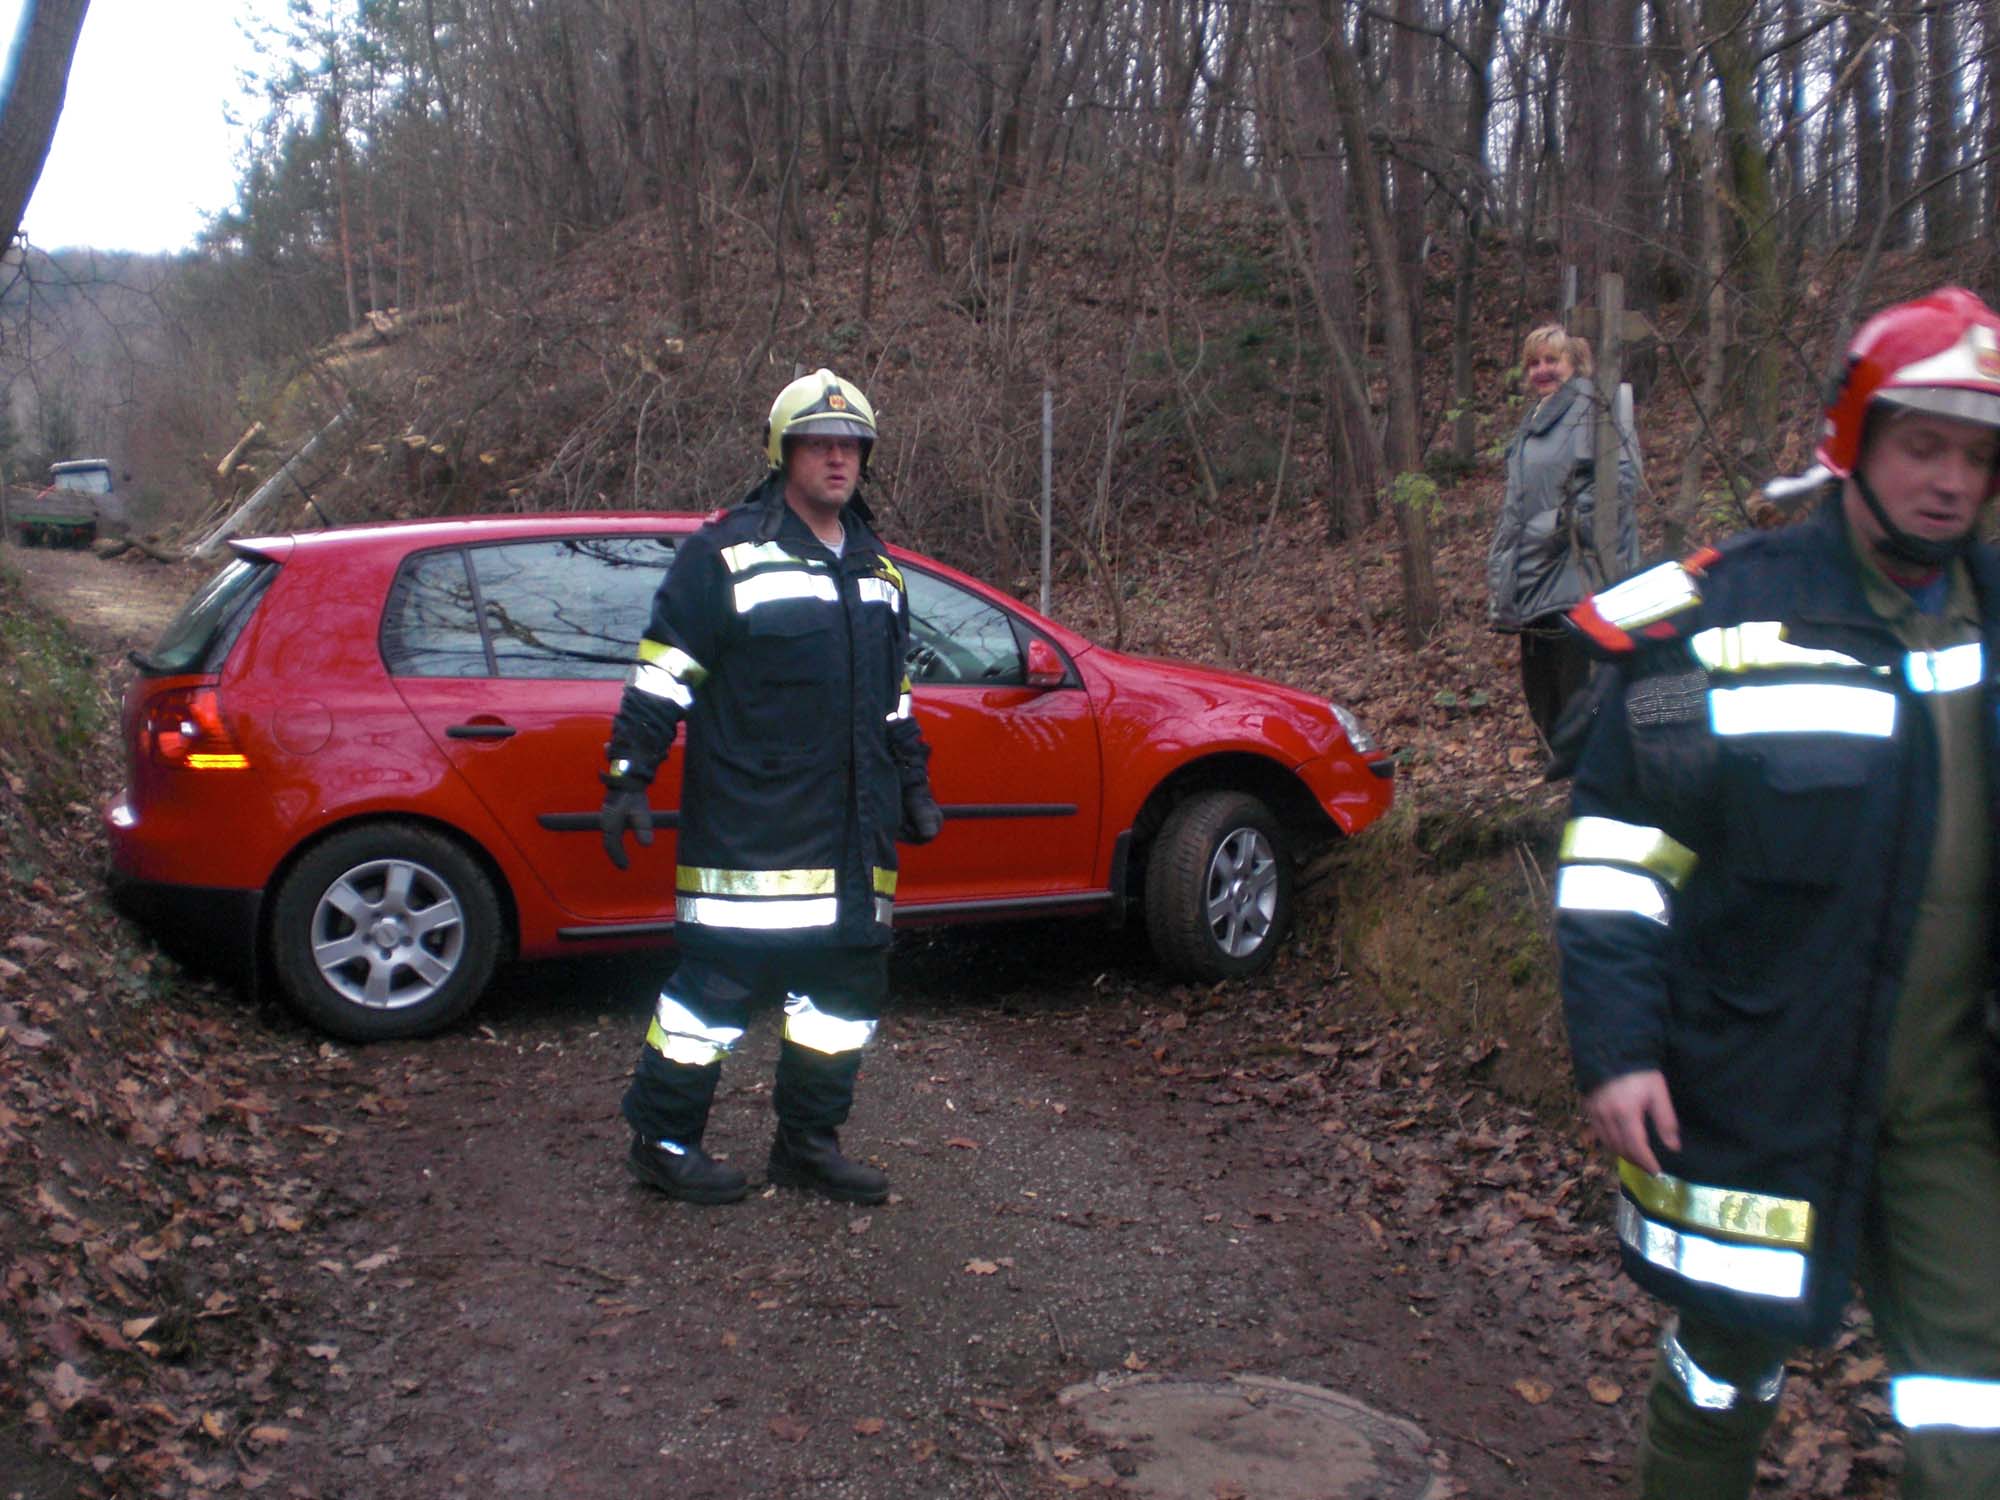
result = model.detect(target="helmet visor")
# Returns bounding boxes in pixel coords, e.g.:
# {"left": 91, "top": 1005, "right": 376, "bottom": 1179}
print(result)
{"left": 1875, "top": 386, "right": 2000, "bottom": 431}
{"left": 787, "top": 415, "right": 875, "bottom": 442}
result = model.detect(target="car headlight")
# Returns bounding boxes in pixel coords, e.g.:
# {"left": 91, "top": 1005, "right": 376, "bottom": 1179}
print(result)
{"left": 1330, "top": 703, "right": 1376, "bottom": 755}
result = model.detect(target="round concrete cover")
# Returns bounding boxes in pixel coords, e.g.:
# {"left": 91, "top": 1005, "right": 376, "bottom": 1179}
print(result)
{"left": 1049, "top": 1373, "right": 1445, "bottom": 1499}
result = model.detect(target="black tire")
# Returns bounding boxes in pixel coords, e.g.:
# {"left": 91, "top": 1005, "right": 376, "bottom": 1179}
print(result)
{"left": 1143, "top": 791, "right": 1294, "bottom": 982}
{"left": 269, "top": 823, "right": 503, "bottom": 1042}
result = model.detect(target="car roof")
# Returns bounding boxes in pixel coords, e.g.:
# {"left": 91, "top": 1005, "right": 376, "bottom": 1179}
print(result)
{"left": 238, "top": 511, "right": 714, "bottom": 554}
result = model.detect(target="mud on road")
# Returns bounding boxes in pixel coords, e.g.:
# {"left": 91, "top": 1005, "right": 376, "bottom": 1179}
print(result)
{"left": 3, "top": 543, "right": 1662, "bottom": 1499}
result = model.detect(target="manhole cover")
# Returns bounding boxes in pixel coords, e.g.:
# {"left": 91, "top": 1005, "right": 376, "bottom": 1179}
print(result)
{"left": 1045, "top": 1373, "right": 1445, "bottom": 1499}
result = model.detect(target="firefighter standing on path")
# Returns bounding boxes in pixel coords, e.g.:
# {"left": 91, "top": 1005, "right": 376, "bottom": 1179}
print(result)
{"left": 599, "top": 368, "right": 942, "bottom": 1207}
{"left": 1553, "top": 288, "right": 2000, "bottom": 1497}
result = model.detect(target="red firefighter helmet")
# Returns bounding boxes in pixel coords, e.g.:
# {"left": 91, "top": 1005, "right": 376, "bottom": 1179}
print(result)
{"left": 1817, "top": 286, "right": 2000, "bottom": 498}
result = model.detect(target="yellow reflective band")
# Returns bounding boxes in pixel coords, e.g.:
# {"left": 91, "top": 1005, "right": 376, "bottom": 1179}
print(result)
{"left": 677, "top": 866, "right": 835, "bottom": 897}
{"left": 629, "top": 660, "right": 694, "bottom": 707}
{"left": 781, "top": 993, "right": 878, "bottom": 1055}
{"left": 644, "top": 994, "right": 745, "bottom": 1067}
{"left": 1616, "top": 1197, "right": 1807, "bottom": 1301}
{"left": 1554, "top": 864, "right": 1668, "bottom": 925}
{"left": 1559, "top": 816, "right": 1698, "bottom": 889}
{"left": 873, "top": 866, "right": 897, "bottom": 896}
{"left": 1905, "top": 642, "right": 1985, "bottom": 695}
{"left": 878, "top": 556, "right": 905, "bottom": 590}
{"left": 635, "top": 638, "right": 708, "bottom": 685}
{"left": 677, "top": 894, "right": 838, "bottom": 930}
{"left": 1892, "top": 1375, "right": 2000, "bottom": 1431}
{"left": 720, "top": 541, "right": 828, "bottom": 575}
{"left": 886, "top": 693, "right": 913, "bottom": 722}
{"left": 1710, "top": 682, "right": 1897, "bottom": 737}
{"left": 733, "top": 571, "right": 840, "bottom": 613}
{"left": 1619, "top": 1159, "right": 1814, "bottom": 1248}
{"left": 1592, "top": 561, "right": 1702, "bottom": 630}
{"left": 856, "top": 576, "right": 902, "bottom": 609}
{"left": 1689, "top": 622, "right": 1868, "bottom": 674}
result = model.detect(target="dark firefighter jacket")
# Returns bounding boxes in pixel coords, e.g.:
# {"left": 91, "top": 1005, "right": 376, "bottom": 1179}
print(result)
{"left": 606, "top": 478, "right": 932, "bottom": 951}
{"left": 1553, "top": 497, "right": 2000, "bottom": 1344}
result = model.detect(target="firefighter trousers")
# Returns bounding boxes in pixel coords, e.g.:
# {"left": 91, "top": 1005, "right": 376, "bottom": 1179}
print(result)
{"left": 621, "top": 944, "right": 886, "bottom": 1148}
{"left": 1636, "top": 1094, "right": 2000, "bottom": 1499}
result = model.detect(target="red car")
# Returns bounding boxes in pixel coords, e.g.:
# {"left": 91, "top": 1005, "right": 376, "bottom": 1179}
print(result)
{"left": 106, "top": 513, "right": 1393, "bottom": 1041}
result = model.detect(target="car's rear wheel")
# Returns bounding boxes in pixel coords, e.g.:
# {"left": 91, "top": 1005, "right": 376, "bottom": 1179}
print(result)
{"left": 270, "top": 823, "right": 501, "bottom": 1042}
{"left": 1144, "top": 791, "right": 1293, "bottom": 982}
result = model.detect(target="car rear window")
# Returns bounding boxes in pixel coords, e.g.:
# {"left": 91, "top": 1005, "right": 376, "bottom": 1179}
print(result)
{"left": 132, "top": 554, "right": 280, "bottom": 675}
{"left": 382, "top": 535, "right": 679, "bottom": 680}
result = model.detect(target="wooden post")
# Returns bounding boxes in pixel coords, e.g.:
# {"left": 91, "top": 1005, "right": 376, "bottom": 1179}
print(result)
{"left": 1590, "top": 272, "right": 1626, "bottom": 585}
{"left": 1040, "top": 387, "right": 1053, "bottom": 617}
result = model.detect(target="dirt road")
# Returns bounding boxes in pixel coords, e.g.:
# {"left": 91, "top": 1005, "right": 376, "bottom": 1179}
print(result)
{"left": 6, "top": 542, "right": 1847, "bottom": 1498}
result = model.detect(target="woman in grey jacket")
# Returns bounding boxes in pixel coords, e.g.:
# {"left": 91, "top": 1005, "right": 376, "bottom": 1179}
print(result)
{"left": 1486, "top": 324, "right": 1641, "bottom": 740}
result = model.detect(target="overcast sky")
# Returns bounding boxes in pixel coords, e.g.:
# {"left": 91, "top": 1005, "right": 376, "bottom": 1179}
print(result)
{"left": 2, "top": 0, "right": 278, "bottom": 255}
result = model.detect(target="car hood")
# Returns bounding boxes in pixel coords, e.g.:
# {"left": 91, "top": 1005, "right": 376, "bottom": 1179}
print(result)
{"left": 1070, "top": 641, "right": 1352, "bottom": 763}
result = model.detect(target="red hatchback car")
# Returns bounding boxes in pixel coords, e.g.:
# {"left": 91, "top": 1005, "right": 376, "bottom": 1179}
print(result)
{"left": 106, "top": 513, "right": 1393, "bottom": 1041}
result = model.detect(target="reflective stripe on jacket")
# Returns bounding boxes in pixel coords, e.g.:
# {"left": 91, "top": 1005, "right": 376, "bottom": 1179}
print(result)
{"left": 1553, "top": 498, "right": 2000, "bottom": 1344}
{"left": 607, "top": 480, "right": 929, "bottom": 949}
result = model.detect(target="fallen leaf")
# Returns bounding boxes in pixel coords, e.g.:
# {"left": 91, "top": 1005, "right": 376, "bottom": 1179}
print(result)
{"left": 305, "top": 1344, "right": 340, "bottom": 1361}
{"left": 721, "top": 1331, "right": 739, "bottom": 1349}
{"left": 1123, "top": 1351, "right": 1149, "bottom": 1372}
{"left": 944, "top": 1137, "right": 981, "bottom": 1150}
{"left": 1586, "top": 1377, "right": 1622, "bottom": 1405}
{"left": 854, "top": 1416, "right": 885, "bottom": 1436}
{"left": 1513, "top": 1378, "right": 1554, "bottom": 1406}
{"left": 965, "top": 1259, "right": 999, "bottom": 1276}
{"left": 848, "top": 1216, "right": 872, "bottom": 1235}
{"left": 770, "top": 1414, "right": 811, "bottom": 1443}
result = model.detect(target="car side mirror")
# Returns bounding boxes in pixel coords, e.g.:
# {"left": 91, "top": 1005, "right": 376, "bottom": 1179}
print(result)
{"left": 1025, "top": 637, "right": 1066, "bottom": 689}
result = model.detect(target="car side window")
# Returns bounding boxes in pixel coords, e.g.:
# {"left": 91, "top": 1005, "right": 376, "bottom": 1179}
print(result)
{"left": 472, "top": 537, "right": 679, "bottom": 679}
{"left": 383, "top": 537, "right": 677, "bottom": 679}
{"left": 903, "top": 567, "right": 1023, "bottom": 685}
{"left": 382, "top": 550, "right": 490, "bottom": 677}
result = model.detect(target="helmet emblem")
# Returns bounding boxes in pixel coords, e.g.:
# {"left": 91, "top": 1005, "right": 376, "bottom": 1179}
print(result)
{"left": 828, "top": 392, "right": 848, "bottom": 411}
{"left": 1975, "top": 327, "right": 2000, "bottom": 379}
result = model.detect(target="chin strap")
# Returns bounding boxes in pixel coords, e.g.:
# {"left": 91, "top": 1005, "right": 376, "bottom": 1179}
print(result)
{"left": 1853, "top": 465, "right": 1969, "bottom": 568}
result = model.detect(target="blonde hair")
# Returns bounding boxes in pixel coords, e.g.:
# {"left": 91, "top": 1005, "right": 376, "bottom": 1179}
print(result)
{"left": 1521, "top": 323, "right": 1594, "bottom": 379}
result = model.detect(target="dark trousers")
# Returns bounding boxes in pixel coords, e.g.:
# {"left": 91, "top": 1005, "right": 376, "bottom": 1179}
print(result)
{"left": 1519, "top": 625, "right": 1591, "bottom": 744}
{"left": 622, "top": 944, "right": 887, "bottom": 1147}
{"left": 1638, "top": 1097, "right": 2000, "bottom": 1498}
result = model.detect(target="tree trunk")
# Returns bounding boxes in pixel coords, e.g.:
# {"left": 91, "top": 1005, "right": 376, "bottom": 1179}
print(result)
{"left": 1709, "top": 0, "right": 1780, "bottom": 450}
{"left": 1319, "top": 0, "right": 1438, "bottom": 645}
{"left": 1452, "top": 0, "right": 1503, "bottom": 466}
{"left": 0, "top": 0, "right": 92, "bottom": 252}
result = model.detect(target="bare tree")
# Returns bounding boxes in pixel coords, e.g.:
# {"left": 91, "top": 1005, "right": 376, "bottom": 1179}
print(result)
{"left": 0, "top": 0, "right": 92, "bottom": 255}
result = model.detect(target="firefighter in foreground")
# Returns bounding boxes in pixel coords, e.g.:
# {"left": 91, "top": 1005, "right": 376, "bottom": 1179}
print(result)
{"left": 1553, "top": 287, "right": 2000, "bottom": 1496}
{"left": 599, "top": 369, "right": 941, "bottom": 1206}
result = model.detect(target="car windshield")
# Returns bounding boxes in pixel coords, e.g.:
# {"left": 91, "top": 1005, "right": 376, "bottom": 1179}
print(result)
{"left": 132, "top": 555, "right": 279, "bottom": 674}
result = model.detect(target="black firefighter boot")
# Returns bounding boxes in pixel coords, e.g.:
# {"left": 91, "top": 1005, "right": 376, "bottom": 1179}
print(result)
{"left": 627, "top": 1135, "right": 749, "bottom": 1205}
{"left": 767, "top": 1126, "right": 889, "bottom": 1204}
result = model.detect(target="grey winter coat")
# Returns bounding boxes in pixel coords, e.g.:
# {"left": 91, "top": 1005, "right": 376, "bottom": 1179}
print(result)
{"left": 1486, "top": 376, "right": 1641, "bottom": 630}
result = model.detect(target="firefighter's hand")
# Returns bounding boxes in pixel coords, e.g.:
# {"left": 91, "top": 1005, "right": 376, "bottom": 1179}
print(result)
{"left": 599, "top": 776, "right": 654, "bottom": 870}
{"left": 898, "top": 783, "right": 943, "bottom": 844}
{"left": 1583, "top": 1069, "right": 1680, "bottom": 1176}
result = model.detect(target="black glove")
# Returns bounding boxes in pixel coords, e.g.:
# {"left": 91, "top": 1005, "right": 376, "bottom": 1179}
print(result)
{"left": 899, "top": 782, "right": 943, "bottom": 844}
{"left": 599, "top": 773, "right": 654, "bottom": 870}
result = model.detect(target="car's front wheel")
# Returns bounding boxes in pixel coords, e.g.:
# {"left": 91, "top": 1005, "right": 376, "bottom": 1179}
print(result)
{"left": 269, "top": 823, "right": 502, "bottom": 1042}
{"left": 1144, "top": 791, "right": 1293, "bottom": 982}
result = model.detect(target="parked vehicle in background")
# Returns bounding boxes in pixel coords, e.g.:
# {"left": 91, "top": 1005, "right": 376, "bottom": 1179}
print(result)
{"left": 105, "top": 512, "right": 1395, "bottom": 1042}
{"left": 5, "top": 458, "right": 127, "bottom": 547}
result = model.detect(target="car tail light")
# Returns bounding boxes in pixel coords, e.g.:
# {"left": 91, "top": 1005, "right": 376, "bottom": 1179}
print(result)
{"left": 144, "top": 686, "right": 251, "bottom": 771}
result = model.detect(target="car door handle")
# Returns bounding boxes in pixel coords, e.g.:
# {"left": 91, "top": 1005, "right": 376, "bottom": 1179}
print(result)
{"left": 446, "top": 723, "right": 517, "bottom": 740}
